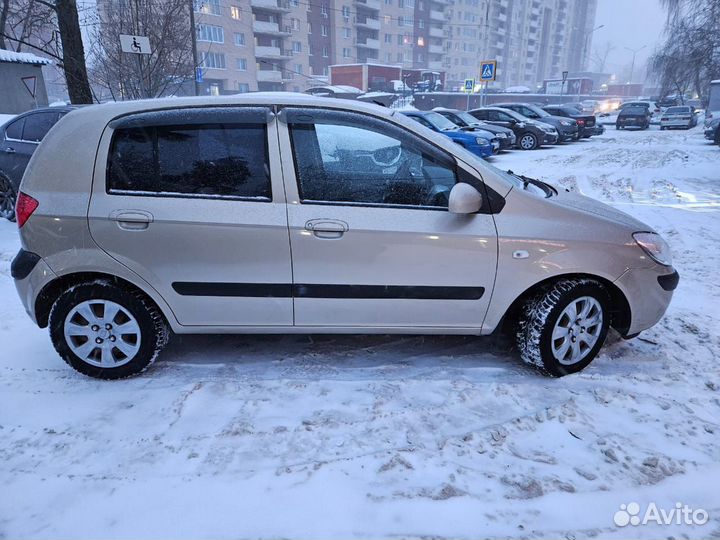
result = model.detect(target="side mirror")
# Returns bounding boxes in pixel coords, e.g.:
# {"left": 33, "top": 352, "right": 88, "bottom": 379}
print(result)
{"left": 449, "top": 183, "right": 483, "bottom": 214}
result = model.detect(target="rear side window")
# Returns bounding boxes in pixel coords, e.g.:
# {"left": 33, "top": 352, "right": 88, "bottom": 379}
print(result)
{"left": 5, "top": 118, "right": 24, "bottom": 140}
{"left": 107, "top": 110, "right": 271, "bottom": 200}
{"left": 22, "top": 112, "right": 60, "bottom": 142}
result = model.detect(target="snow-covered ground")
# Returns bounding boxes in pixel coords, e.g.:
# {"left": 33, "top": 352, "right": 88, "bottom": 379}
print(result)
{"left": 1, "top": 126, "right": 719, "bottom": 539}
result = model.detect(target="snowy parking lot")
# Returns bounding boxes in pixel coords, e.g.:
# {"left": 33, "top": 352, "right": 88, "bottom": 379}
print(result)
{"left": 1, "top": 125, "right": 719, "bottom": 539}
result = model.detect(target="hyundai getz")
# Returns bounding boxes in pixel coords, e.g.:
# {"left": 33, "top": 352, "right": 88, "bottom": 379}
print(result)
{"left": 11, "top": 94, "right": 678, "bottom": 379}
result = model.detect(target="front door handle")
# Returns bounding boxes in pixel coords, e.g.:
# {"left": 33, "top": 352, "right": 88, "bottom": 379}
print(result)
{"left": 109, "top": 210, "right": 153, "bottom": 231}
{"left": 4, "top": 147, "right": 15, "bottom": 154}
{"left": 305, "top": 219, "right": 348, "bottom": 239}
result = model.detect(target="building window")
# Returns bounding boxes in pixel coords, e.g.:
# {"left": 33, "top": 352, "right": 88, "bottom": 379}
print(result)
{"left": 308, "top": 22, "right": 313, "bottom": 33}
{"left": 321, "top": 3, "right": 328, "bottom": 16}
{"left": 291, "top": 18, "right": 300, "bottom": 30}
{"left": 384, "top": 33, "right": 391, "bottom": 43}
{"left": 201, "top": 51, "right": 226, "bottom": 69}
{"left": 322, "top": 46, "right": 329, "bottom": 57}
{"left": 342, "top": 5, "right": 350, "bottom": 20}
{"left": 343, "top": 27, "right": 351, "bottom": 38}
{"left": 196, "top": 24, "right": 224, "bottom": 43}
{"left": 383, "top": 14, "right": 391, "bottom": 24}
{"left": 417, "top": 36, "right": 424, "bottom": 46}
{"left": 308, "top": 44, "right": 314, "bottom": 56}
{"left": 295, "top": 63, "right": 303, "bottom": 74}
{"left": 321, "top": 25, "right": 328, "bottom": 36}
{"left": 418, "top": 19, "right": 424, "bottom": 28}
{"left": 237, "top": 82, "right": 250, "bottom": 92}
{"left": 230, "top": 5, "right": 240, "bottom": 19}
{"left": 236, "top": 58, "right": 247, "bottom": 70}
{"left": 234, "top": 32, "right": 245, "bottom": 46}
{"left": 342, "top": 47, "right": 351, "bottom": 58}
{"left": 194, "top": 0, "right": 220, "bottom": 15}
{"left": 289, "top": 0, "right": 298, "bottom": 5}
{"left": 292, "top": 41, "right": 302, "bottom": 52}
{"left": 417, "top": 53, "right": 423, "bottom": 62}
{"left": 397, "top": 52, "right": 403, "bottom": 62}
{"left": 398, "top": 15, "right": 405, "bottom": 26}
{"left": 385, "top": 52, "right": 392, "bottom": 62}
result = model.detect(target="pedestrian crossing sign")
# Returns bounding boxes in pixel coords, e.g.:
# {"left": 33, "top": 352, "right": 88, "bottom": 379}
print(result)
{"left": 480, "top": 60, "right": 497, "bottom": 81}
{"left": 464, "top": 78, "right": 475, "bottom": 93}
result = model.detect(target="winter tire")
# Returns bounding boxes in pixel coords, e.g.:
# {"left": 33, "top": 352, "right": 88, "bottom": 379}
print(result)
{"left": 518, "top": 133, "right": 538, "bottom": 150}
{"left": 0, "top": 173, "right": 16, "bottom": 222}
{"left": 516, "top": 278, "right": 610, "bottom": 377}
{"left": 49, "top": 281, "right": 169, "bottom": 379}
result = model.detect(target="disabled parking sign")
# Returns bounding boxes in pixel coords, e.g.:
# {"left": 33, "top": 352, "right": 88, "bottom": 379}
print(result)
{"left": 480, "top": 60, "right": 497, "bottom": 81}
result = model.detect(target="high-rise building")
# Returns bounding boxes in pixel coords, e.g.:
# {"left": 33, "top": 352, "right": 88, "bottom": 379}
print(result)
{"left": 98, "top": 0, "right": 597, "bottom": 95}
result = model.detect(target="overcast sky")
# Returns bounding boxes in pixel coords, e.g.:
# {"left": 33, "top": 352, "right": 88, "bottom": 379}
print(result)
{"left": 593, "top": 0, "right": 667, "bottom": 81}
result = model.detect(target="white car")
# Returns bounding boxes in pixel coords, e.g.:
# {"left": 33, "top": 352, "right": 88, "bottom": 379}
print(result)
{"left": 660, "top": 106, "right": 696, "bottom": 130}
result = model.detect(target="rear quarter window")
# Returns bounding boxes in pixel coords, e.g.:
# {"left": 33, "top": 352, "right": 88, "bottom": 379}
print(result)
{"left": 107, "top": 119, "right": 271, "bottom": 200}
{"left": 4, "top": 118, "right": 24, "bottom": 140}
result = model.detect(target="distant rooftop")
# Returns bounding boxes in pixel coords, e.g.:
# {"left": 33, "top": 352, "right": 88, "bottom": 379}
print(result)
{"left": 0, "top": 48, "right": 53, "bottom": 66}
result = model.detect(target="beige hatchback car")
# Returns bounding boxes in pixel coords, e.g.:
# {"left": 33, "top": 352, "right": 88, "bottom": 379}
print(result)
{"left": 11, "top": 93, "right": 678, "bottom": 379}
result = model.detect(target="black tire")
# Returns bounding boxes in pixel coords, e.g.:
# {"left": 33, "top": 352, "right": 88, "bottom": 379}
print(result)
{"left": 49, "top": 281, "right": 169, "bottom": 379}
{"left": 518, "top": 132, "right": 538, "bottom": 150}
{"left": 615, "top": 125, "right": 621, "bottom": 130}
{"left": 0, "top": 173, "right": 16, "bottom": 222}
{"left": 516, "top": 278, "right": 611, "bottom": 377}
{"left": 660, "top": 126, "right": 665, "bottom": 131}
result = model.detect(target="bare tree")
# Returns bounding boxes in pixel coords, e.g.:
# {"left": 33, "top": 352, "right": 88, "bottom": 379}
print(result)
{"left": 89, "top": 0, "right": 194, "bottom": 100}
{"left": 650, "top": 0, "right": 720, "bottom": 103}
{"left": 1, "top": 0, "right": 93, "bottom": 103}
{"left": 592, "top": 41, "right": 615, "bottom": 73}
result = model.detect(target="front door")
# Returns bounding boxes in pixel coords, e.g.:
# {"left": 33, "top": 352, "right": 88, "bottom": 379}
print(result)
{"left": 88, "top": 106, "right": 293, "bottom": 327}
{"left": 277, "top": 107, "right": 498, "bottom": 328}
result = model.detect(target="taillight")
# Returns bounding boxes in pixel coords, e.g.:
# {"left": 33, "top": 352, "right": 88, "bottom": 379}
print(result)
{"left": 577, "top": 119, "right": 585, "bottom": 126}
{"left": 16, "top": 192, "right": 39, "bottom": 228}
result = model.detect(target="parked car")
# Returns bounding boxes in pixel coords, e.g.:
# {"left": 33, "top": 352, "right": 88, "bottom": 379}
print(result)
{"left": 542, "top": 105, "right": 604, "bottom": 138}
{"left": 495, "top": 102, "right": 579, "bottom": 142}
{"left": 616, "top": 106, "right": 651, "bottom": 130}
{"left": 10, "top": 94, "right": 677, "bottom": 379}
{"left": 432, "top": 107, "right": 516, "bottom": 151}
{"left": 469, "top": 107, "right": 558, "bottom": 150}
{"left": 704, "top": 117, "right": 720, "bottom": 144}
{"left": 660, "top": 106, "right": 696, "bottom": 130}
{"left": 0, "top": 105, "right": 78, "bottom": 220}
{"left": 619, "top": 100, "right": 662, "bottom": 123}
{"left": 401, "top": 110, "right": 497, "bottom": 157}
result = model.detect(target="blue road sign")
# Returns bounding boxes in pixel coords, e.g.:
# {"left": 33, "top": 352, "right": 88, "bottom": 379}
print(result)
{"left": 480, "top": 60, "right": 497, "bottom": 81}
{"left": 464, "top": 78, "right": 475, "bottom": 92}
{"left": 196, "top": 67, "right": 204, "bottom": 83}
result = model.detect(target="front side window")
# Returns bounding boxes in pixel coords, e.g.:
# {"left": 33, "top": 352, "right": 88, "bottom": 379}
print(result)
{"left": 287, "top": 109, "right": 457, "bottom": 209}
{"left": 107, "top": 109, "right": 271, "bottom": 201}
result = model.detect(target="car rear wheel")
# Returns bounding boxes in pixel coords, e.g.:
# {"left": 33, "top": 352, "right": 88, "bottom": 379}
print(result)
{"left": 0, "top": 174, "right": 16, "bottom": 222}
{"left": 518, "top": 132, "right": 538, "bottom": 150}
{"left": 516, "top": 278, "right": 610, "bottom": 377}
{"left": 49, "top": 281, "right": 169, "bottom": 379}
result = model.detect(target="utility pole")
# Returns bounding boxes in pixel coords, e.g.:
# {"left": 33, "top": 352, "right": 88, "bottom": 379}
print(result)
{"left": 189, "top": 0, "right": 200, "bottom": 96}
{"left": 625, "top": 45, "right": 647, "bottom": 84}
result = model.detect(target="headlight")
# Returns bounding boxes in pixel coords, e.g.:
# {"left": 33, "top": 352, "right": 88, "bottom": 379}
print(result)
{"left": 516, "top": 122, "right": 526, "bottom": 128}
{"left": 496, "top": 132, "right": 506, "bottom": 138}
{"left": 476, "top": 137, "right": 490, "bottom": 145}
{"left": 560, "top": 120, "right": 571, "bottom": 126}
{"left": 633, "top": 232, "right": 673, "bottom": 266}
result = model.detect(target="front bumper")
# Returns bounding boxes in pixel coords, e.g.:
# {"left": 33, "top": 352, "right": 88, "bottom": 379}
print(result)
{"left": 614, "top": 265, "right": 678, "bottom": 335}
{"left": 466, "top": 141, "right": 495, "bottom": 159}
{"left": 704, "top": 127, "right": 717, "bottom": 140}
{"left": 541, "top": 131, "right": 558, "bottom": 144}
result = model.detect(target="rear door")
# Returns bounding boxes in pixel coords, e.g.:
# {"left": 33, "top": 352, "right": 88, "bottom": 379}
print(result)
{"left": 1, "top": 112, "right": 59, "bottom": 188}
{"left": 276, "top": 107, "right": 498, "bottom": 329}
{"left": 89, "top": 106, "right": 293, "bottom": 327}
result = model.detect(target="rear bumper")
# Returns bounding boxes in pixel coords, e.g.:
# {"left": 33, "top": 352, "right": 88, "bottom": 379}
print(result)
{"left": 558, "top": 125, "right": 579, "bottom": 141}
{"left": 13, "top": 251, "right": 58, "bottom": 325}
{"left": 614, "top": 265, "right": 678, "bottom": 335}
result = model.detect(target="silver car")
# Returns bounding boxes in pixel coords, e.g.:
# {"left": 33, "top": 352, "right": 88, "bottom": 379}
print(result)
{"left": 11, "top": 93, "right": 678, "bottom": 379}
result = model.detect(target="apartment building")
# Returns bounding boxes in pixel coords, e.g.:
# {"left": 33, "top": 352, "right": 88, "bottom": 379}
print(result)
{"left": 180, "top": 0, "right": 597, "bottom": 94}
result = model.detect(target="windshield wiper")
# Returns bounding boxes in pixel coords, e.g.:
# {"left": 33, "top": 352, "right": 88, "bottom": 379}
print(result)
{"left": 507, "top": 169, "right": 530, "bottom": 189}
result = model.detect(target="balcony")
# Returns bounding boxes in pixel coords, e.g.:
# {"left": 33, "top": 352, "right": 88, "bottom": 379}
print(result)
{"left": 429, "top": 9, "right": 444, "bottom": 21}
{"left": 257, "top": 70, "right": 283, "bottom": 82}
{"left": 428, "top": 60, "right": 443, "bottom": 70}
{"left": 354, "top": 0, "right": 381, "bottom": 11}
{"left": 354, "top": 16, "right": 380, "bottom": 30}
{"left": 429, "top": 26, "right": 443, "bottom": 38}
{"left": 253, "top": 20, "right": 291, "bottom": 35}
{"left": 255, "top": 45, "right": 292, "bottom": 59}
{"left": 250, "top": 0, "right": 291, "bottom": 12}
{"left": 356, "top": 37, "right": 380, "bottom": 49}
{"left": 429, "top": 44, "right": 443, "bottom": 54}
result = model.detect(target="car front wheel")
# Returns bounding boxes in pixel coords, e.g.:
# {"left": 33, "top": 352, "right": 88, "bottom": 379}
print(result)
{"left": 518, "top": 132, "right": 538, "bottom": 150}
{"left": 0, "top": 173, "right": 16, "bottom": 222}
{"left": 516, "top": 278, "right": 610, "bottom": 377}
{"left": 49, "top": 281, "right": 169, "bottom": 379}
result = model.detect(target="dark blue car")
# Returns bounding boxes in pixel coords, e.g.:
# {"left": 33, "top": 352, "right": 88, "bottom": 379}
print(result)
{"left": 400, "top": 110, "right": 495, "bottom": 159}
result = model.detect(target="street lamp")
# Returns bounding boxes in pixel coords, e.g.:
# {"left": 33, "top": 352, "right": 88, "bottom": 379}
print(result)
{"left": 625, "top": 45, "right": 647, "bottom": 83}
{"left": 579, "top": 24, "right": 604, "bottom": 99}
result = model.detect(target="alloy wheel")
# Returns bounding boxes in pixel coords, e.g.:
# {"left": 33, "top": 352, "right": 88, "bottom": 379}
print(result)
{"left": 550, "top": 296, "right": 603, "bottom": 365}
{"left": 0, "top": 176, "right": 16, "bottom": 220}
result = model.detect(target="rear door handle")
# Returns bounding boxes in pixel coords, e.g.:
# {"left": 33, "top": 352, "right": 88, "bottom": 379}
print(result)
{"left": 110, "top": 210, "right": 153, "bottom": 230}
{"left": 305, "top": 219, "right": 348, "bottom": 239}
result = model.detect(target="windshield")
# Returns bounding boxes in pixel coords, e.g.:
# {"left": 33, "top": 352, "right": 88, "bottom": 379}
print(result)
{"left": 528, "top": 105, "right": 551, "bottom": 118}
{"left": 454, "top": 111, "right": 482, "bottom": 126}
{"left": 423, "top": 112, "right": 459, "bottom": 131}
{"left": 666, "top": 106, "right": 689, "bottom": 113}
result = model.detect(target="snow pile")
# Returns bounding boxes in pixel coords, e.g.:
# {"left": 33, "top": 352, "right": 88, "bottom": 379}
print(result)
{"left": 0, "top": 48, "right": 53, "bottom": 65}
{"left": 0, "top": 127, "right": 719, "bottom": 539}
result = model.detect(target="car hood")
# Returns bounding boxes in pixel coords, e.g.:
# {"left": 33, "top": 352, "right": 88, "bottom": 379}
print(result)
{"left": 551, "top": 189, "right": 649, "bottom": 231}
